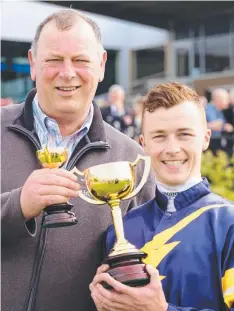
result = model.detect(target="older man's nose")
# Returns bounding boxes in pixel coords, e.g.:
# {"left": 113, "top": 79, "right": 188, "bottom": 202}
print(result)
{"left": 59, "top": 60, "right": 76, "bottom": 80}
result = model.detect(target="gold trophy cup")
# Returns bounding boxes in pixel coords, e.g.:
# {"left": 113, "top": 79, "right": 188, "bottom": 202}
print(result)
{"left": 71, "top": 154, "right": 151, "bottom": 287}
{"left": 37, "top": 146, "right": 78, "bottom": 228}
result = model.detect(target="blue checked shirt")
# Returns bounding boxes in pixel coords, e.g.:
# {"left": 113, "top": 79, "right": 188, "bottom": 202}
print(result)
{"left": 32, "top": 94, "right": 93, "bottom": 168}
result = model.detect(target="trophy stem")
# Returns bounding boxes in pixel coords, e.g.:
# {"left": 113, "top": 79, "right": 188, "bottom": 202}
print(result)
{"left": 109, "top": 200, "right": 126, "bottom": 243}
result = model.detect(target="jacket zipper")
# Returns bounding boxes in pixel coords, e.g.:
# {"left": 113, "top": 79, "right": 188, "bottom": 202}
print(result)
{"left": 67, "top": 142, "right": 110, "bottom": 171}
{"left": 25, "top": 228, "right": 48, "bottom": 311}
{"left": 9, "top": 125, "right": 109, "bottom": 311}
{"left": 8, "top": 125, "right": 41, "bottom": 150}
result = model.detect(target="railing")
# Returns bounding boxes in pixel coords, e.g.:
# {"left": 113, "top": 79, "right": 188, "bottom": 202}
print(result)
{"left": 131, "top": 71, "right": 165, "bottom": 87}
{"left": 130, "top": 72, "right": 165, "bottom": 95}
{"left": 130, "top": 69, "right": 234, "bottom": 96}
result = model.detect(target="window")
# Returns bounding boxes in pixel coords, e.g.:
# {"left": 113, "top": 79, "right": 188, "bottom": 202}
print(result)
{"left": 204, "top": 34, "right": 230, "bottom": 73}
{"left": 136, "top": 48, "right": 164, "bottom": 79}
{"left": 176, "top": 48, "right": 189, "bottom": 77}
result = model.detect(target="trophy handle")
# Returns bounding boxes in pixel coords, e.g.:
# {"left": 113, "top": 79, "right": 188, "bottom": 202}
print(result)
{"left": 70, "top": 167, "right": 84, "bottom": 177}
{"left": 123, "top": 155, "right": 151, "bottom": 200}
{"left": 70, "top": 167, "right": 105, "bottom": 205}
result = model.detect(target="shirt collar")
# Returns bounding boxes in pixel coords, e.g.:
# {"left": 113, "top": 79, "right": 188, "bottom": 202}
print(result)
{"left": 110, "top": 104, "right": 125, "bottom": 116}
{"left": 156, "top": 177, "right": 202, "bottom": 200}
{"left": 155, "top": 178, "right": 211, "bottom": 211}
{"left": 32, "top": 94, "right": 48, "bottom": 133}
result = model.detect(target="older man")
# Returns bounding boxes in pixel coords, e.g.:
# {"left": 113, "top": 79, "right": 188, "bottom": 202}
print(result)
{"left": 1, "top": 9, "right": 155, "bottom": 311}
{"left": 206, "top": 88, "right": 233, "bottom": 154}
{"left": 101, "top": 84, "right": 137, "bottom": 139}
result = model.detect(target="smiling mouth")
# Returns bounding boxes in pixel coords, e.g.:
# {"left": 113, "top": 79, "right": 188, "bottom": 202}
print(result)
{"left": 162, "top": 160, "right": 187, "bottom": 167}
{"left": 55, "top": 86, "right": 80, "bottom": 91}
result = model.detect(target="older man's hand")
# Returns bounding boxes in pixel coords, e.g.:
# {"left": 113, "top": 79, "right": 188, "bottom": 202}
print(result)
{"left": 89, "top": 264, "right": 168, "bottom": 311}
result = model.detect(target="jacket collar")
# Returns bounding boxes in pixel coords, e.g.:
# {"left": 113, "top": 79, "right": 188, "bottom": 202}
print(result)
{"left": 14, "top": 88, "right": 107, "bottom": 143}
{"left": 155, "top": 178, "right": 211, "bottom": 211}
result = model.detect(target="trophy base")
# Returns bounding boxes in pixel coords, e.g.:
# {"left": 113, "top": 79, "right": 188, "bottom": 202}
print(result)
{"left": 102, "top": 252, "right": 150, "bottom": 289}
{"left": 41, "top": 202, "right": 78, "bottom": 228}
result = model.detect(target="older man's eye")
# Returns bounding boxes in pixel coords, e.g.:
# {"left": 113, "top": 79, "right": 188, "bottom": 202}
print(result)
{"left": 74, "top": 59, "right": 89, "bottom": 63}
{"left": 47, "top": 59, "right": 61, "bottom": 62}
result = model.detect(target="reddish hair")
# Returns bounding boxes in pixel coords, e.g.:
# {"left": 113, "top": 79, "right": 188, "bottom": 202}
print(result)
{"left": 141, "top": 82, "right": 205, "bottom": 131}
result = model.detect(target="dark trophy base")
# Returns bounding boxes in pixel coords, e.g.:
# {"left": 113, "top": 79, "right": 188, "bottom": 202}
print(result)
{"left": 41, "top": 202, "right": 78, "bottom": 228}
{"left": 102, "top": 252, "right": 150, "bottom": 289}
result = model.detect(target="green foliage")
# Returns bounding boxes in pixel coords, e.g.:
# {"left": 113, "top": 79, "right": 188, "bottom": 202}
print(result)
{"left": 201, "top": 150, "right": 234, "bottom": 201}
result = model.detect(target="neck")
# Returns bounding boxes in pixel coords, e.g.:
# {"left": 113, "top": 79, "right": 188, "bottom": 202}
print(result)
{"left": 157, "top": 176, "right": 202, "bottom": 193}
{"left": 57, "top": 120, "right": 83, "bottom": 137}
{"left": 50, "top": 111, "right": 89, "bottom": 137}
{"left": 35, "top": 95, "right": 91, "bottom": 137}
{"left": 112, "top": 102, "right": 124, "bottom": 112}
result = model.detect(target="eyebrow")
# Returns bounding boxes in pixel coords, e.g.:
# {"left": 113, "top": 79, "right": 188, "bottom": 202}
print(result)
{"left": 149, "top": 128, "right": 194, "bottom": 134}
{"left": 47, "top": 53, "right": 89, "bottom": 58}
{"left": 177, "top": 128, "right": 194, "bottom": 132}
{"left": 72, "top": 54, "right": 90, "bottom": 59}
{"left": 149, "top": 130, "right": 165, "bottom": 134}
{"left": 47, "top": 53, "right": 62, "bottom": 58}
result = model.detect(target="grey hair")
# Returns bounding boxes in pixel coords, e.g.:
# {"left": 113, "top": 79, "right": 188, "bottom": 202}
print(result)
{"left": 31, "top": 8, "right": 103, "bottom": 56}
{"left": 108, "top": 84, "right": 125, "bottom": 94}
{"left": 212, "top": 88, "right": 229, "bottom": 100}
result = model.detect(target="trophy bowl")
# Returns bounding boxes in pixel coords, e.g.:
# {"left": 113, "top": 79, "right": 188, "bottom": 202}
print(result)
{"left": 84, "top": 161, "right": 134, "bottom": 202}
{"left": 37, "top": 146, "right": 78, "bottom": 228}
{"left": 71, "top": 154, "right": 151, "bottom": 288}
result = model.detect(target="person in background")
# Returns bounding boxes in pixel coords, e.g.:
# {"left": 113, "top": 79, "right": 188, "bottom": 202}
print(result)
{"left": 206, "top": 88, "right": 233, "bottom": 154}
{"left": 223, "top": 88, "right": 234, "bottom": 156}
{"left": 205, "top": 89, "right": 212, "bottom": 103}
{"left": 90, "top": 82, "right": 234, "bottom": 311}
{"left": 227, "top": 88, "right": 234, "bottom": 126}
{"left": 199, "top": 95, "right": 208, "bottom": 108}
{"left": 0, "top": 97, "right": 14, "bottom": 106}
{"left": 1, "top": 9, "right": 155, "bottom": 311}
{"left": 101, "top": 84, "right": 137, "bottom": 139}
{"left": 223, "top": 88, "right": 234, "bottom": 128}
{"left": 132, "top": 95, "right": 144, "bottom": 142}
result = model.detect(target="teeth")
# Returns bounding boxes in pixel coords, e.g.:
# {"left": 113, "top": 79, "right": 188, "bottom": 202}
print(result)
{"left": 58, "top": 87, "right": 77, "bottom": 91}
{"left": 164, "top": 161, "right": 185, "bottom": 166}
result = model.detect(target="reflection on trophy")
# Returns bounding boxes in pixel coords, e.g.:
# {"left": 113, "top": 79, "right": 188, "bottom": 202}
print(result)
{"left": 37, "top": 146, "right": 78, "bottom": 228}
{"left": 71, "top": 154, "right": 151, "bottom": 287}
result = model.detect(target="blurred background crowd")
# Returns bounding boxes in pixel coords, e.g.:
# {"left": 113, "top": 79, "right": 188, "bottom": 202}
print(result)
{"left": 1, "top": 1, "right": 234, "bottom": 197}
{"left": 97, "top": 85, "right": 234, "bottom": 159}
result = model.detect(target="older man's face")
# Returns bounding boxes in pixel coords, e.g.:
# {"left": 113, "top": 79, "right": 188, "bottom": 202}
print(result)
{"left": 108, "top": 90, "right": 125, "bottom": 105}
{"left": 213, "top": 90, "right": 229, "bottom": 110}
{"left": 229, "top": 90, "right": 234, "bottom": 106}
{"left": 28, "top": 19, "right": 107, "bottom": 122}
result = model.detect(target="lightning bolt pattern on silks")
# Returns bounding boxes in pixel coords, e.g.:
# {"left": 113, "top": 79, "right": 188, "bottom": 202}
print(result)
{"left": 140, "top": 204, "right": 231, "bottom": 280}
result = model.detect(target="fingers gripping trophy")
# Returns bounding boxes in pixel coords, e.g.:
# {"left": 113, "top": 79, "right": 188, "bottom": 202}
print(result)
{"left": 71, "top": 154, "right": 151, "bottom": 288}
{"left": 37, "top": 146, "right": 78, "bottom": 228}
